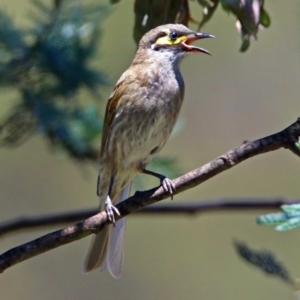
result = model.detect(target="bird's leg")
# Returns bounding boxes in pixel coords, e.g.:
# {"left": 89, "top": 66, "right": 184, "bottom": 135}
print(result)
{"left": 96, "top": 175, "right": 100, "bottom": 196}
{"left": 105, "top": 176, "right": 120, "bottom": 225}
{"left": 142, "top": 169, "right": 176, "bottom": 199}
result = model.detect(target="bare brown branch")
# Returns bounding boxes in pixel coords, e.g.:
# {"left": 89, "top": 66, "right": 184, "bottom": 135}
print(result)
{"left": 0, "top": 118, "right": 299, "bottom": 273}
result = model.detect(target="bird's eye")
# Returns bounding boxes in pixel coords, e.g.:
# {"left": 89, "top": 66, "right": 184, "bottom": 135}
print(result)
{"left": 169, "top": 32, "right": 178, "bottom": 41}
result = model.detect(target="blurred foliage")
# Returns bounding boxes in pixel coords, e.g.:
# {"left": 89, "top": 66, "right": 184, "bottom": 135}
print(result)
{"left": 234, "top": 241, "right": 293, "bottom": 285}
{"left": 220, "top": 0, "right": 270, "bottom": 52}
{"left": 121, "top": 0, "right": 270, "bottom": 52}
{"left": 0, "top": 0, "right": 108, "bottom": 161}
{"left": 257, "top": 204, "right": 300, "bottom": 231}
{"left": 133, "top": 0, "right": 191, "bottom": 44}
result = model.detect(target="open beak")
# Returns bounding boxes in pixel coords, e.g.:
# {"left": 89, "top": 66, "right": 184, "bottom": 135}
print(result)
{"left": 182, "top": 33, "right": 214, "bottom": 55}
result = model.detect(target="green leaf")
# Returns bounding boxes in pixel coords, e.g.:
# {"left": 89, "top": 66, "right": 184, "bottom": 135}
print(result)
{"left": 240, "top": 38, "right": 250, "bottom": 52}
{"left": 256, "top": 213, "right": 289, "bottom": 225}
{"left": 257, "top": 203, "right": 300, "bottom": 232}
{"left": 276, "top": 217, "right": 300, "bottom": 232}
{"left": 260, "top": 8, "right": 271, "bottom": 28}
{"left": 281, "top": 204, "right": 300, "bottom": 213}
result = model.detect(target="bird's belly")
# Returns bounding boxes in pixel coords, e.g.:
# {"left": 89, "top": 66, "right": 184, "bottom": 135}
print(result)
{"left": 122, "top": 113, "right": 174, "bottom": 168}
{"left": 109, "top": 103, "right": 178, "bottom": 171}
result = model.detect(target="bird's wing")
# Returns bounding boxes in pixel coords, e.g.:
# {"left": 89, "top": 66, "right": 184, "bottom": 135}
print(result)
{"left": 100, "top": 71, "right": 131, "bottom": 156}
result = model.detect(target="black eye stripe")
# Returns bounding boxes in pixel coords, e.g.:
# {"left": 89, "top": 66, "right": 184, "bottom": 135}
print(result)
{"left": 169, "top": 32, "right": 178, "bottom": 41}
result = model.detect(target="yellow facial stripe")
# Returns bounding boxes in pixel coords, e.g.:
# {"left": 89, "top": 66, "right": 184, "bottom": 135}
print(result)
{"left": 155, "top": 32, "right": 187, "bottom": 46}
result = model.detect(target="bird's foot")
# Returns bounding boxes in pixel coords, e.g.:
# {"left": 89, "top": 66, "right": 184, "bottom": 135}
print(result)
{"left": 160, "top": 176, "right": 176, "bottom": 200}
{"left": 105, "top": 195, "right": 120, "bottom": 225}
{"left": 142, "top": 169, "right": 176, "bottom": 200}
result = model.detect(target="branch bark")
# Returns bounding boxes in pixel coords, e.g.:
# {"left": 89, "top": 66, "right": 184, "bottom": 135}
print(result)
{"left": 0, "top": 118, "right": 299, "bottom": 273}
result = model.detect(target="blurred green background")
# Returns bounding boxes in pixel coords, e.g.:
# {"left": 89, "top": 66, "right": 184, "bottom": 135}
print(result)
{"left": 0, "top": 0, "right": 300, "bottom": 299}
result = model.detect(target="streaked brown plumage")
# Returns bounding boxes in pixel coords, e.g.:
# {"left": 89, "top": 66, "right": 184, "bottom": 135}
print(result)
{"left": 84, "top": 24, "right": 213, "bottom": 278}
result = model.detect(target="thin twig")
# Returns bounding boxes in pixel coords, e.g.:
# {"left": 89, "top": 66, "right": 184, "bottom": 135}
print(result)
{"left": 0, "top": 118, "right": 299, "bottom": 273}
{"left": 0, "top": 197, "right": 298, "bottom": 236}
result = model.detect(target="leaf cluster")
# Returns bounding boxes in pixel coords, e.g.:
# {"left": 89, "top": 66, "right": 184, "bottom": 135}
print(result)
{"left": 130, "top": 0, "right": 271, "bottom": 52}
{"left": 0, "top": 1, "right": 109, "bottom": 160}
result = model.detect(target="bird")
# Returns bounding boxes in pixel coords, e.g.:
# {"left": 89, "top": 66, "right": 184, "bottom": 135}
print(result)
{"left": 83, "top": 23, "right": 213, "bottom": 278}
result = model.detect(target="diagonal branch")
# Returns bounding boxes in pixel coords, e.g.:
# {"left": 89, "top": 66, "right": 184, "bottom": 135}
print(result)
{"left": 0, "top": 118, "right": 299, "bottom": 273}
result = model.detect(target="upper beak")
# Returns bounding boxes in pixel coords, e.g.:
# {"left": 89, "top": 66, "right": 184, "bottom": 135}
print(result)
{"left": 182, "top": 33, "right": 214, "bottom": 55}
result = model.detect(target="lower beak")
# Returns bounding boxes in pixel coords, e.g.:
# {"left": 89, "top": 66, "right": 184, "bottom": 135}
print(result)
{"left": 182, "top": 33, "right": 214, "bottom": 55}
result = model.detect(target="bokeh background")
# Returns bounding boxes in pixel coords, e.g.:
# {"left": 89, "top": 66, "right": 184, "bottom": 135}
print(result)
{"left": 0, "top": 0, "right": 300, "bottom": 299}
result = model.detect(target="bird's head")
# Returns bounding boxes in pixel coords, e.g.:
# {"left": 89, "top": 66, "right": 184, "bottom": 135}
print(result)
{"left": 138, "top": 24, "right": 214, "bottom": 60}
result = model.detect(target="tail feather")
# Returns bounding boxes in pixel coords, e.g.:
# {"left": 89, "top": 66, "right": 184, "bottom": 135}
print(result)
{"left": 83, "top": 183, "right": 131, "bottom": 277}
{"left": 107, "top": 183, "right": 131, "bottom": 278}
{"left": 83, "top": 226, "right": 109, "bottom": 273}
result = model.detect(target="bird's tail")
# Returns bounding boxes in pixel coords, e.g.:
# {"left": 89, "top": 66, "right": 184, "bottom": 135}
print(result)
{"left": 83, "top": 183, "right": 131, "bottom": 278}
